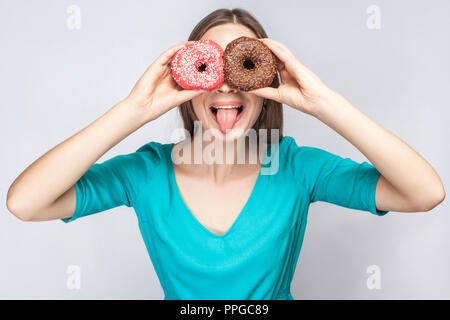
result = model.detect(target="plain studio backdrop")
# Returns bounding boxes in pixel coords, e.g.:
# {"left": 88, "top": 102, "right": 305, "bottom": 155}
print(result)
{"left": 1, "top": 0, "right": 449, "bottom": 299}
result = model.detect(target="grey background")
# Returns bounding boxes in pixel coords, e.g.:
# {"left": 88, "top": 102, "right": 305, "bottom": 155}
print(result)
{"left": 1, "top": 0, "right": 449, "bottom": 299}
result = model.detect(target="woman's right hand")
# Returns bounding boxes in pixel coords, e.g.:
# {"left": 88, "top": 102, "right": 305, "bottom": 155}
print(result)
{"left": 125, "top": 41, "right": 206, "bottom": 123}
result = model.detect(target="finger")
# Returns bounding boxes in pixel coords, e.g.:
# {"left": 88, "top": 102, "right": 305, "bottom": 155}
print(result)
{"left": 140, "top": 41, "right": 190, "bottom": 87}
{"left": 156, "top": 41, "right": 191, "bottom": 66}
{"left": 259, "top": 38, "right": 310, "bottom": 81}
{"left": 266, "top": 38, "right": 315, "bottom": 81}
{"left": 275, "top": 57, "right": 285, "bottom": 71}
{"left": 279, "top": 69, "right": 291, "bottom": 85}
{"left": 277, "top": 61, "right": 295, "bottom": 84}
{"left": 261, "top": 38, "right": 297, "bottom": 62}
{"left": 269, "top": 54, "right": 295, "bottom": 85}
{"left": 273, "top": 55, "right": 286, "bottom": 74}
{"left": 259, "top": 39, "right": 296, "bottom": 73}
{"left": 173, "top": 89, "right": 207, "bottom": 107}
{"left": 248, "top": 87, "right": 281, "bottom": 103}
{"left": 260, "top": 38, "right": 295, "bottom": 65}
{"left": 268, "top": 39, "right": 308, "bottom": 69}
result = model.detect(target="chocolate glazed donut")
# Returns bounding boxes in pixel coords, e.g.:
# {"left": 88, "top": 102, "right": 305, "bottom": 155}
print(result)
{"left": 223, "top": 36, "right": 277, "bottom": 91}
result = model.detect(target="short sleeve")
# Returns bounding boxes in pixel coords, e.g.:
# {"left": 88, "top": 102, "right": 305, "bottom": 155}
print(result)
{"left": 289, "top": 141, "right": 388, "bottom": 216}
{"left": 61, "top": 143, "right": 159, "bottom": 223}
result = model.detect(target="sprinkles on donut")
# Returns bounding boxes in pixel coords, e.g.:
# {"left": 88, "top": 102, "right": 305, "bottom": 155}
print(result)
{"left": 223, "top": 36, "right": 277, "bottom": 92}
{"left": 170, "top": 40, "right": 224, "bottom": 90}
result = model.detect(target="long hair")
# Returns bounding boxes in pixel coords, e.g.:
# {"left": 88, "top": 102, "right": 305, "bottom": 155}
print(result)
{"left": 178, "top": 8, "right": 283, "bottom": 144}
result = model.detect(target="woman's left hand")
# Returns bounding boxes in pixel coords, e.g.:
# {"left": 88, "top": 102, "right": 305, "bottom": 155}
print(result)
{"left": 249, "top": 38, "right": 338, "bottom": 116}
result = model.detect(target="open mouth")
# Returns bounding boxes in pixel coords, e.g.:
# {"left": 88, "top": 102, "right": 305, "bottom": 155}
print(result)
{"left": 208, "top": 104, "right": 245, "bottom": 133}
{"left": 209, "top": 105, "right": 244, "bottom": 118}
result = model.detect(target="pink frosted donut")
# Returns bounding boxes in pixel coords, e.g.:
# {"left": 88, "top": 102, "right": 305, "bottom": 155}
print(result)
{"left": 171, "top": 40, "right": 224, "bottom": 90}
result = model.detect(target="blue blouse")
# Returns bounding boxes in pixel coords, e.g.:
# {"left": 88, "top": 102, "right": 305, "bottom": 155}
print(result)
{"left": 62, "top": 135, "right": 389, "bottom": 299}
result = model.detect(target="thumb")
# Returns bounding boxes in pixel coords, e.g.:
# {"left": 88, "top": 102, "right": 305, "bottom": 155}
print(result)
{"left": 173, "top": 89, "right": 206, "bottom": 106}
{"left": 248, "top": 87, "right": 280, "bottom": 103}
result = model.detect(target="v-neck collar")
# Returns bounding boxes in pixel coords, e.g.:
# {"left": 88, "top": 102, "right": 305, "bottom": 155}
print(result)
{"left": 166, "top": 142, "right": 272, "bottom": 239}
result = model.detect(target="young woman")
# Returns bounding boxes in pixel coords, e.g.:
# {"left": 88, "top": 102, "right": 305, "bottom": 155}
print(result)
{"left": 6, "top": 8, "right": 445, "bottom": 300}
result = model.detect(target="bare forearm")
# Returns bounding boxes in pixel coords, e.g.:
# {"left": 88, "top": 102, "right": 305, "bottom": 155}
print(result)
{"left": 7, "top": 99, "right": 146, "bottom": 215}
{"left": 312, "top": 92, "right": 445, "bottom": 205}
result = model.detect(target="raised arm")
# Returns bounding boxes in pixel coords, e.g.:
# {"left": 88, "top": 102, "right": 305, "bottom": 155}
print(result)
{"left": 250, "top": 38, "right": 445, "bottom": 213}
{"left": 6, "top": 100, "right": 147, "bottom": 221}
{"left": 6, "top": 41, "right": 204, "bottom": 221}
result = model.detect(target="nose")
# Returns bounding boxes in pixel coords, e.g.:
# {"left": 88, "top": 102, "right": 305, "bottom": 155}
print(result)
{"left": 216, "top": 81, "right": 238, "bottom": 94}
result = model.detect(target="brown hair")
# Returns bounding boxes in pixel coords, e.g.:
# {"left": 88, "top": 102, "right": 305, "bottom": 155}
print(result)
{"left": 178, "top": 8, "right": 283, "bottom": 144}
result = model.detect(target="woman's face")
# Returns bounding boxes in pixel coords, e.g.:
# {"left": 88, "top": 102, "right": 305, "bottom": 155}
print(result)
{"left": 191, "top": 23, "right": 264, "bottom": 142}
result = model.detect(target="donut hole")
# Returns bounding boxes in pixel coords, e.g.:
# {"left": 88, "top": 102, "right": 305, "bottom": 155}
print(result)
{"left": 243, "top": 59, "right": 255, "bottom": 70}
{"left": 197, "top": 63, "right": 207, "bottom": 72}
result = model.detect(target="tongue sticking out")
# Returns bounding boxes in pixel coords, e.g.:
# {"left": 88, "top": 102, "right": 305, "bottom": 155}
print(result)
{"left": 216, "top": 108, "right": 238, "bottom": 134}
